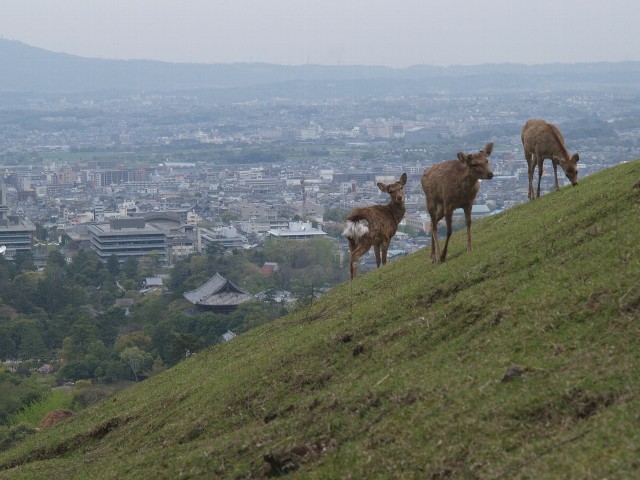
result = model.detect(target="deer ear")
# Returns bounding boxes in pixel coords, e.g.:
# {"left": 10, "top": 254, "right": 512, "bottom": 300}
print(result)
{"left": 377, "top": 182, "right": 387, "bottom": 192}
{"left": 400, "top": 173, "right": 407, "bottom": 185}
{"left": 572, "top": 153, "right": 580, "bottom": 163}
{"left": 484, "top": 143, "right": 493, "bottom": 156}
{"left": 457, "top": 152, "right": 467, "bottom": 163}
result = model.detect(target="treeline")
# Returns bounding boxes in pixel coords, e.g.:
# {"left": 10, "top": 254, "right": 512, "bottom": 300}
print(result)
{"left": 0, "top": 249, "right": 277, "bottom": 384}
{"left": 0, "top": 237, "right": 347, "bottom": 383}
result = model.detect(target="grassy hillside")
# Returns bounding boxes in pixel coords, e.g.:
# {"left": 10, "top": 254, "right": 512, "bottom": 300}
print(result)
{"left": 1, "top": 161, "right": 640, "bottom": 479}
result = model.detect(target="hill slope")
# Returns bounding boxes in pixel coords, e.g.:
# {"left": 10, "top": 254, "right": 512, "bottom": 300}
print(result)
{"left": 1, "top": 161, "right": 640, "bottom": 479}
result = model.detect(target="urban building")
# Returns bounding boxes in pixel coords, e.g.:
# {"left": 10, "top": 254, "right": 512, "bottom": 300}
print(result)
{"left": 0, "top": 182, "right": 36, "bottom": 259}
{"left": 266, "top": 221, "right": 327, "bottom": 241}
{"left": 88, "top": 217, "right": 168, "bottom": 263}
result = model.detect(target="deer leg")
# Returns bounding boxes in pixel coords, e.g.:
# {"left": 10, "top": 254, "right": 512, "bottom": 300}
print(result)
{"left": 536, "top": 155, "right": 544, "bottom": 198}
{"left": 349, "top": 242, "right": 371, "bottom": 279}
{"left": 381, "top": 239, "right": 389, "bottom": 265}
{"left": 349, "top": 251, "right": 360, "bottom": 280}
{"left": 552, "top": 161, "right": 560, "bottom": 191}
{"left": 464, "top": 206, "right": 473, "bottom": 252}
{"left": 429, "top": 207, "right": 443, "bottom": 263}
{"left": 349, "top": 247, "right": 357, "bottom": 280}
{"left": 430, "top": 222, "right": 438, "bottom": 263}
{"left": 525, "top": 150, "right": 535, "bottom": 200}
{"left": 440, "top": 212, "right": 453, "bottom": 262}
{"left": 373, "top": 242, "right": 382, "bottom": 268}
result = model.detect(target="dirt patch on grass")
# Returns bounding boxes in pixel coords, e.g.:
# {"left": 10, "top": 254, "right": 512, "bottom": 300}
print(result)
{"left": 587, "top": 289, "right": 610, "bottom": 310}
{"left": 279, "top": 370, "right": 333, "bottom": 393}
{"left": 511, "top": 388, "right": 617, "bottom": 427}
{"left": 619, "top": 286, "right": 640, "bottom": 313}
{"left": 414, "top": 267, "right": 498, "bottom": 311}
{"left": 257, "top": 437, "right": 338, "bottom": 478}
{"left": 564, "top": 388, "right": 616, "bottom": 420}
{"left": 414, "top": 286, "right": 457, "bottom": 307}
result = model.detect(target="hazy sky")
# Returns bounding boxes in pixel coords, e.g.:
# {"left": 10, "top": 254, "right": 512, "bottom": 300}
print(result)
{"left": 1, "top": 0, "right": 639, "bottom": 67}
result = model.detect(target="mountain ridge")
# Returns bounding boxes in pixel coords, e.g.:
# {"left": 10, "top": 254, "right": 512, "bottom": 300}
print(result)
{"left": 3, "top": 38, "right": 640, "bottom": 95}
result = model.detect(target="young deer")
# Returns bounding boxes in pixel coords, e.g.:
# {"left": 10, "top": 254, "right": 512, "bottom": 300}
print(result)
{"left": 521, "top": 118, "right": 579, "bottom": 200}
{"left": 342, "top": 173, "right": 407, "bottom": 279}
{"left": 421, "top": 143, "right": 494, "bottom": 263}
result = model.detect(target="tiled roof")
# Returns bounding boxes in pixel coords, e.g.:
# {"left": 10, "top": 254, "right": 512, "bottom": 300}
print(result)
{"left": 183, "top": 273, "right": 253, "bottom": 306}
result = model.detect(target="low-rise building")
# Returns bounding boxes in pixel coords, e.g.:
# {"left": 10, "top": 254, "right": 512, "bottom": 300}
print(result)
{"left": 266, "top": 221, "right": 327, "bottom": 241}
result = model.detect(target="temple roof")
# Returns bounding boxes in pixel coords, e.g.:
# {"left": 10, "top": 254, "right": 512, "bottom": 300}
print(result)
{"left": 183, "top": 273, "right": 253, "bottom": 307}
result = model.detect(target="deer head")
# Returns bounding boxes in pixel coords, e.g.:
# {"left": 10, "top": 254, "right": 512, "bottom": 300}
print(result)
{"left": 554, "top": 153, "right": 580, "bottom": 186}
{"left": 377, "top": 172, "right": 407, "bottom": 205}
{"left": 457, "top": 142, "right": 494, "bottom": 180}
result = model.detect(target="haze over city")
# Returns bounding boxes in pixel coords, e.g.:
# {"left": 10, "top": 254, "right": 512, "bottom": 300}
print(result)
{"left": 2, "top": 0, "right": 640, "bottom": 67}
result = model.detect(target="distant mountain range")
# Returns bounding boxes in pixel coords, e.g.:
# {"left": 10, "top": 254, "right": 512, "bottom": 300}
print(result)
{"left": 2, "top": 38, "right": 640, "bottom": 97}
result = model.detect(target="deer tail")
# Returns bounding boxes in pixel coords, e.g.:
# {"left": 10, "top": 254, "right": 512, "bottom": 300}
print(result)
{"left": 343, "top": 219, "right": 369, "bottom": 240}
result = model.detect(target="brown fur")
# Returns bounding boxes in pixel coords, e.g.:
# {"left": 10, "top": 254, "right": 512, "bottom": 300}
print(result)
{"left": 421, "top": 143, "right": 494, "bottom": 263}
{"left": 521, "top": 118, "right": 580, "bottom": 200}
{"left": 39, "top": 408, "right": 75, "bottom": 428}
{"left": 343, "top": 173, "right": 407, "bottom": 279}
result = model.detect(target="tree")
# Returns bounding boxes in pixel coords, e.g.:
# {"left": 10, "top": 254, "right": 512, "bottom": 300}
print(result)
{"left": 12, "top": 252, "right": 35, "bottom": 273}
{"left": 59, "top": 337, "right": 81, "bottom": 364}
{"left": 45, "top": 249, "right": 66, "bottom": 268}
{"left": 323, "top": 207, "right": 349, "bottom": 223}
{"left": 114, "top": 331, "right": 152, "bottom": 353}
{"left": 0, "top": 372, "right": 47, "bottom": 424}
{"left": 9, "top": 273, "right": 42, "bottom": 313}
{"left": 165, "top": 333, "right": 204, "bottom": 366}
{"left": 104, "top": 359, "right": 130, "bottom": 382}
{"left": 138, "top": 255, "right": 160, "bottom": 278}
{"left": 38, "top": 264, "right": 71, "bottom": 315}
{"left": 9, "top": 318, "right": 48, "bottom": 360}
{"left": 57, "top": 359, "right": 97, "bottom": 382}
{"left": 120, "top": 347, "right": 153, "bottom": 382}
{"left": 205, "top": 241, "right": 225, "bottom": 257}
{"left": 69, "top": 249, "right": 103, "bottom": 287}
{"left": 34, "top": 222, "right": 49, "bottom": 242}
{"left": 107, "top": 255, "right": 120, "bottom": 277}
{"left": 122, "top": 257, "right": 139, "bottom": 281}
{"left": 0, "top": 324, "right": 16, "bottom": 360}
{"left": 290, "top": 279, "right": 316, "bottom": 307}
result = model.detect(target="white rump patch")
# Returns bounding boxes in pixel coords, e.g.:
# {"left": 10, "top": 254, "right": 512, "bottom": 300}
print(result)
{"left": 343, "top": 219, "right": 369, "bottom": 239}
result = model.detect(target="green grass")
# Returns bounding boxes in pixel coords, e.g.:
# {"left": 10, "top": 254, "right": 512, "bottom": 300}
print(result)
{"left": 1, "top": 161, "right": 640, "bottom": 479}
{"left": 8, "top": 388, "right": 74, "bottom": 428}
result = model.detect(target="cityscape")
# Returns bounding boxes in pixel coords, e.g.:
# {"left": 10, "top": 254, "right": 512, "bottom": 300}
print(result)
{"left": 1, "top": 84, "right": 639, "bottom": 279}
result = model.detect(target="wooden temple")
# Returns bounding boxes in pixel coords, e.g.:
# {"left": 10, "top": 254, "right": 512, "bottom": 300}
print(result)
{"left": 183, "top": 273, "right": 253, "bottom": 313}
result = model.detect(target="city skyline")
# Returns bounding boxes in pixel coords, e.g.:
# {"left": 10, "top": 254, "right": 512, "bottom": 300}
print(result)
{"left": 1, "top": 0, "right": 640, "bottom": 68}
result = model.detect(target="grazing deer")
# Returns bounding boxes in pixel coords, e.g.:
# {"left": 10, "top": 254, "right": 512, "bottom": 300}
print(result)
{"left": 521, "top": 118, "right": 579, "bottom": 200}
{"left": 421, "top": 143, "right": 494, "bottom": 263}
{"left": 343, "top": 173, "right": 407, "bottom": 279}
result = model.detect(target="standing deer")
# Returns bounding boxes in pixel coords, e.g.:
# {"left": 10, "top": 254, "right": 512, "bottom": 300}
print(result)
{"left": 421, "top": 143, "right": 494, "bottom": 263}
{"left": 521, "top": 118, "right": 579, "bottom": 200}
{"left": 342, "top": 173, "right": 407, "bottom": 279}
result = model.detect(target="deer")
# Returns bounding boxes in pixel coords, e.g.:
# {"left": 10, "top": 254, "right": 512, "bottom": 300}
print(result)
{"left": 521, "top": 118, "right": 579, "bottom": 200}
{"left": 421, "top": 143, "right": 494, "bottom": 263}
{"left": 342, "top": 173, "right": 407, "bottom": 279}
